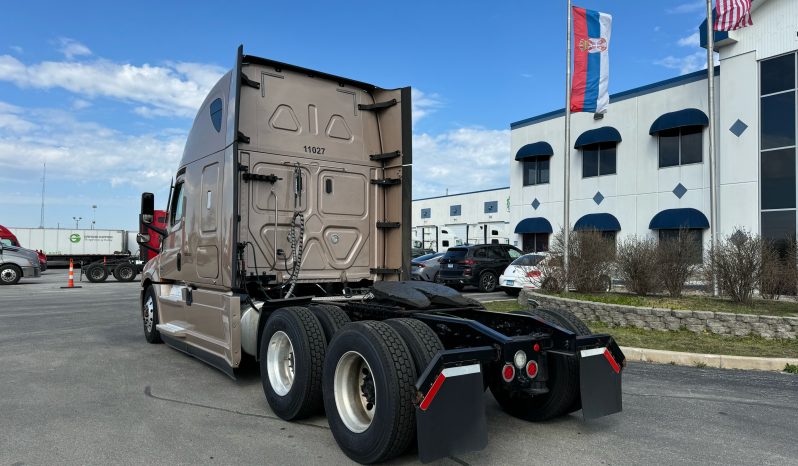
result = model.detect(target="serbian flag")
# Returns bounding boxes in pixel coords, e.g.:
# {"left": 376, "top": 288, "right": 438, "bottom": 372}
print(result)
{"left": 571, "top": 7, "right": 612, "bottom": 114}
{"left": 714, "top": 0, "right": 753, "bottom": 31}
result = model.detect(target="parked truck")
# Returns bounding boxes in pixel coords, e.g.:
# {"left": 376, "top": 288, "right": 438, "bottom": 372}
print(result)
{"left": 137, "top": 46, "right": 624, "bottom": 464}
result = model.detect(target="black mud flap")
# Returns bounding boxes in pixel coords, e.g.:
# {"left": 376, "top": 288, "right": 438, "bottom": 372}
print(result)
{"left": 416, "top": 364, "right": 488, "bottom": 463}
{"left": 579, "top": 346, "right": 623, "bottom": 419}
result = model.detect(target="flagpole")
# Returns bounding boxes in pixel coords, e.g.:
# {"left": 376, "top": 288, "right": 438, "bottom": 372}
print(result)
{"left": 705, "top": 0, "right": 719, "bottom": 296}
{"left": 563, "top": 0, "right": 573, "bottom": 292}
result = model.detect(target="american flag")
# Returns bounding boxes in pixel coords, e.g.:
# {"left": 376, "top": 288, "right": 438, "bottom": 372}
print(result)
{"left": 714, "top": 0, "right": 753, "bottom": 31}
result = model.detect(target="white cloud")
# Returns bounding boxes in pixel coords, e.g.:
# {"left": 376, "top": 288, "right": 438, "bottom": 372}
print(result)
{"left": 57, "top": 38, "right": 92, "bottom": 59}
{"left": 0, "top": 54, "right": 225, "bottom": 118}
{"left": 9, "top": 45, "right": 23, "bottom": 54}
{"left": 411, "top": 88, "right": 442, "bottom": 125}
{"left": 655, "top": 51, "right": 718, "bottom": 75}
{"left": 71, "top": 98, "right": 91, "bottom": 110}
{"left": 412, "top": 127, "right": 510, "bottom": 199}
{"left": 0, "top": 101, "right": 184, "bottom": 190}
{"left": 667, "top": 1, "right": 705, "bottom": 14}
{"left": 677, "top": 32, "right": 700, "bottom": 47}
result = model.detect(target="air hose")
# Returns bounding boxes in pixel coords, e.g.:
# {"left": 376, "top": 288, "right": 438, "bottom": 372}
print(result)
{"left": 284, "top": 164, "right": 305, "bottom": 297}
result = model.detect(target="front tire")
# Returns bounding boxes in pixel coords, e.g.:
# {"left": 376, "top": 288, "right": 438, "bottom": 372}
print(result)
{"left": 260, "top": 307, "right": 326, "bottom": 421}
{"left": 323, "top": 321, "right": 417, "bottom": 464}
{"left": 0, "top": 264, "right": 21, "bottom": 285}
{"left": 142, "top": 286, "right": 162, "bottom": 344}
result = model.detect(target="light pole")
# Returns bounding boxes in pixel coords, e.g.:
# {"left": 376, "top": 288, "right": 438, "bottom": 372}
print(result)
{"left": 73, "top": 217, "right": 82, "bottom": 229}
{"left": 92, "top": 205, "right": 97, "bottom": 230}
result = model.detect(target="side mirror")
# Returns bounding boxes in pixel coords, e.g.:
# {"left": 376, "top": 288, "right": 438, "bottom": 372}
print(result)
{"left": 141, "top": 192, "right": 155, "bottom": 224}
{"left": 136, "top": 233, "right": 151, "bottom": 245}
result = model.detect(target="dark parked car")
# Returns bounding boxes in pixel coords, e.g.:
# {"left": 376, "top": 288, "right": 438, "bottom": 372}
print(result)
{"left": 410, "top": 252, "right": 445, "bottom": 282}
{"left": 438, "top": 244, "right": 524, "bottom": 292}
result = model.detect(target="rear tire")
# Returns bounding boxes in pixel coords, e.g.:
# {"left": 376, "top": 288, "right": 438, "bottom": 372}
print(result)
{"left": 0, "top": 264, "right": 22, "bottom": 285}
{"left": 142, "top": 286, "right": 162, "bottom": 344}
{"left": 260, "top": 307, "right": 326, "bottom": 421}
{"left": 113, "top": 263, "right": 137, "bottom": 282}
{"left": 85, "top": 264, "right": 108, "bottom": 283}
{"left": 307, "top": 303, "right": 350, "bottom": 343}
{"left": 478, "top": 271, "right": 498, "bottom": 292}
{"left": 323, "top": 321, "right": 416, "bottom": 464}
{"left": 385, "top": 318, "right": 443, "bottom": 375}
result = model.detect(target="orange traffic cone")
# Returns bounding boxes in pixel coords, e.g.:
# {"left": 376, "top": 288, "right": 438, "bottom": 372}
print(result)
{"left": 60, "top": 258, "right": 82, "bottom": 289}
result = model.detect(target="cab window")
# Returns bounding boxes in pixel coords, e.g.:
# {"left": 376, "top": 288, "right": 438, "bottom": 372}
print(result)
{"left": 170, "top": 181, "right": 186, "bottom": 226}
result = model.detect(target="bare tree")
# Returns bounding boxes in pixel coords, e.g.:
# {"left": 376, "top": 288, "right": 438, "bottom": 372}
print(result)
{"left": 706, "top": 229, "right": 762, "bottom": 304}
{"left": 615, "top": 236, "right": 659, "bottom": 296}
{"left": 760, "top": 238, "right": 798, "bottom": 300}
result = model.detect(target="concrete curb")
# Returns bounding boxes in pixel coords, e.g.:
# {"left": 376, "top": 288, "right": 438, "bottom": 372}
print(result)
{"left": 621, "top": 346, "right": 798, "bottom": 372}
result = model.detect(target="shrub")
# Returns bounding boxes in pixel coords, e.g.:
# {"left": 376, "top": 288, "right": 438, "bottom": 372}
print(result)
{"left": 615, "top": 236, "right": 659, "bottom": 296}
{"left": 706, "top": 229, "right": 762, "bottom": 304}
{"left": 656, "top": 230, "right": 699, "bottom": 298}
{"left": 759, "top": 239, "right": 798, "bottom": 300}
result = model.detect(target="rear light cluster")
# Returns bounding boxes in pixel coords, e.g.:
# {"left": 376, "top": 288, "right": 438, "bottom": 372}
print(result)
{"left": 501, "top": 349, "right": 540, "bottom": 382}
{"left": 460, "top": 259, "right": 476, "bottom": 265}
{"left": 526, "top": 270, "right": 541, "bottom": 278}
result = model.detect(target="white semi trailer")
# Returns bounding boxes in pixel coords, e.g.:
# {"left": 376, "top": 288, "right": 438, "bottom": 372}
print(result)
{"left": 9, "top": 228, "right": 131, "bottom": 267}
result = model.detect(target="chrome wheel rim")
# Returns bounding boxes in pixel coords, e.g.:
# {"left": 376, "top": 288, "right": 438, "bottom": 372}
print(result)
{"left": 1, "top": 268, "right": 17, "bottom": 283}
{"left": 144, "top": 296, "right": 154, "bottom": 333}
{"left": 267, "top": 331, "right": 295, "bottom": 396}
{"left": 334, "top": 351, "right": 376, "bottom": 433}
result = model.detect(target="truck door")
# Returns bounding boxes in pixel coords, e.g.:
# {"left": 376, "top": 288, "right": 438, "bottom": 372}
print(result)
{"left": 157, "top": 173, "right": 189, "bottom": 327}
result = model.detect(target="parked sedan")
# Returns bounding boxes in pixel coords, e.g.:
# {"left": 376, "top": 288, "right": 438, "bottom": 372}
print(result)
{"left": 410, "top": 252, "right": 444, "bottom": 282}
{"left": 499, "top": 253, "right": 547, "bottom": 295}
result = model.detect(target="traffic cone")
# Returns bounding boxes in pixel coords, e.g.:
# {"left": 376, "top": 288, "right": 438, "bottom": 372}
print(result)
{"left": 60, "top": 258, "right": 82, "bottom": 289}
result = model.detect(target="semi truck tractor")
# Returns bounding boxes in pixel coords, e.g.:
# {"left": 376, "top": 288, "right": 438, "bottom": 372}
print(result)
{"left": 137, "top": 46, "right": 624, "bottom": 464}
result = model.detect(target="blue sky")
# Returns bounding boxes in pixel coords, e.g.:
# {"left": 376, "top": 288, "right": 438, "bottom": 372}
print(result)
{"left": 0, "top": 0, "right": 713, "bottom": 230}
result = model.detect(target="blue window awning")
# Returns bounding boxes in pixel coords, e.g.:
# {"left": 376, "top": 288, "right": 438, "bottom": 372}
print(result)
{"left": 514, "top": 217, "right": 553, "bottom": 234}
{"left": 515, "top": 142, "right": 554, "bottom": 161}
{"left": 649, "top": 208, "right": 709, "bottom": 230}
{"left": 649, "top": 108, "right": 709, "bottom": 135}
{"left": 574, "top": 213, "right": 621, "bottom": 232}
{"left": 574, "top": 127, "right": 622, "bottom": 149}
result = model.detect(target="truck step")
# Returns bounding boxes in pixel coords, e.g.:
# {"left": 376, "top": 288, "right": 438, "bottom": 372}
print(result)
{"left": 358, "top": 99, "right": 397, "bottom": 111}
{"left": 370, "top": 268, "right": 401, "bottom": 275}
{"left": 370, "top": 178, "right": 401, "bottom": 186}
{"left": 369, "top": 150, "right": 401, "bottom": 161}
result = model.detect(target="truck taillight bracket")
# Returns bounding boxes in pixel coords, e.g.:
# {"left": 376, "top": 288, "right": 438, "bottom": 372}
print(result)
{"left": 358, "top": 99, "right": 397, "bottom": 111}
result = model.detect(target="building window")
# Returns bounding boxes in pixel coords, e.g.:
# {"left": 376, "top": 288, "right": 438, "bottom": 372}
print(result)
{"left": 450, "top": 205, "right": 461, "bottom": 216}
{"left": 523, "top": 157, "right": 550, "bottom": 186}
{"left": 582, "top": 142, "right": 616, "bottom": 178}
{"left": 659, "top": 127, "right": 702, "bottom": 168}
{"left": 760, "top": 53, "right": 797, "bottom": 249}
{"left": 420, "top": 208, "right": 431, "bottom": 219}
{"left": 522, "top": 233, "right": 549, "bottom": 253}
{"left": 484, "top": 201, "right": 498, "bottom": 214}
{"left": 658, "top": 229, "right": 703, "bottom": 263}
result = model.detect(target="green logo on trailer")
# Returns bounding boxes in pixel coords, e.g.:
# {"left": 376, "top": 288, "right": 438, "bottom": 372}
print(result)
{"left": 70, "top": 233, "right": 81, "bottom": 243}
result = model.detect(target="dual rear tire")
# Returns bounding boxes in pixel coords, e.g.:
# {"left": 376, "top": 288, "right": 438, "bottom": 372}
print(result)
{"left": 259, "top": 305, "right": 444, "bottom": 464}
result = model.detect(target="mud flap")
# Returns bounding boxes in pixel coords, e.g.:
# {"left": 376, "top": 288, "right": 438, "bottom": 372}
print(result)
{"left": 416, "top": 364, "right": 488, "bottom": 463}
{"left": 579, "top": 347, "right": 623, "bottom": 419}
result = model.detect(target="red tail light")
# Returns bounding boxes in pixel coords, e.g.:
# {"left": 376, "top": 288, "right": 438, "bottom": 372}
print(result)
{"left": 461, "top": 259, "right": 476, "bottom": 265}
{"left": 526, "top": 270, "right": 541, "bottom": 278}
{"left": 501, "top": 364, "right": 515, "bottom": 382}
{"left": 526, "top": 360, "right": 539, "bottom": 378}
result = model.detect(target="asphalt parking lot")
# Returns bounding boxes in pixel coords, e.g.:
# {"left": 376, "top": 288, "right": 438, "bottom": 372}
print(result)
{"left": 1, "top": 270, "right": 797, "bottom": 465}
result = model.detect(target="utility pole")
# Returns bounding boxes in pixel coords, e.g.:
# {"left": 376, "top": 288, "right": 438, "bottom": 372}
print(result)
{"left": 563, "top": 0, "right": 573, "bottom": 293}
{"left": 73, "top": 217, "right": 82, "bottom": 229}
{"left": 92, "top": 205, "right": 97, "bottom": 229}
